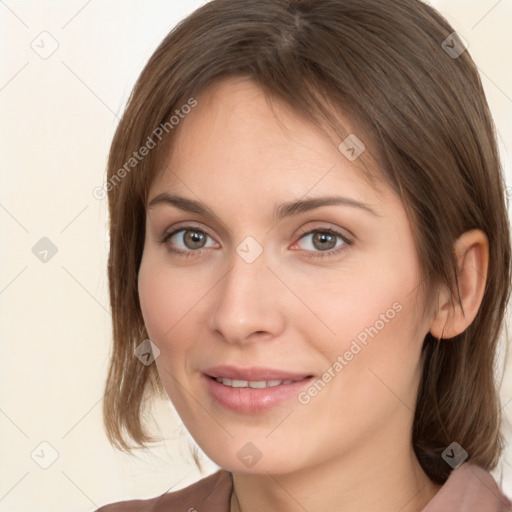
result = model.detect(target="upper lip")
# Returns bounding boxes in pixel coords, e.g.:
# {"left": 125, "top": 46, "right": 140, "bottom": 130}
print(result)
{"left": 204, "top": 365, "right": 313, "bottom": 381}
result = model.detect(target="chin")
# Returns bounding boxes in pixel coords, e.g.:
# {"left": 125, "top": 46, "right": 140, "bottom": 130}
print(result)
{"left": 201, "top": 445, "right": 303, "bottom": 475}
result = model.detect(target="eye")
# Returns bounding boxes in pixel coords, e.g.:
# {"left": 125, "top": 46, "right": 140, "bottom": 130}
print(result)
{"left": 160, "top": 226, "right": 218, "bottom": 257}
{"left": 293, "top": 227, "right": 351, "bottom": 258}
{"left": 159, "top": 225, "right": 352, "bottom": 259}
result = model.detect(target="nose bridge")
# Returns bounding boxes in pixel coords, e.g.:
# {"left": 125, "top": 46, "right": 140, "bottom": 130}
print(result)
{"left": 209, "top": 241, "right": 284, "bottom": 344}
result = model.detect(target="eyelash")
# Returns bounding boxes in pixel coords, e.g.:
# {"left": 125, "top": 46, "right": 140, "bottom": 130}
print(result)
{"left": 159, "top": 225, "right": 352, "bottom": 259}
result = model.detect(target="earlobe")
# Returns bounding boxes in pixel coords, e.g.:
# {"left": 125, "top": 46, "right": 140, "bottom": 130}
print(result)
{"left": 429, "top": 229, "right": 489, "bottom": 340}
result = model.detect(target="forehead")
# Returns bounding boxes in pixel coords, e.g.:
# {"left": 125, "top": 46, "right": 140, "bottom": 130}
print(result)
{"left": 150, "top": 77, "right": 390, "bottom": 211}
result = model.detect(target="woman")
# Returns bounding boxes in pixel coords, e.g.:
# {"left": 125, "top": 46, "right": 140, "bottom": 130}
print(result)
{"left": 95, "top": 0, "right": 512, "bottom": 510}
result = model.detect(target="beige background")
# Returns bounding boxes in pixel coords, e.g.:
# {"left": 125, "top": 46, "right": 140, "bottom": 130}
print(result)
{"left": 0, "top": 1, "right": 511, "bottom": 510}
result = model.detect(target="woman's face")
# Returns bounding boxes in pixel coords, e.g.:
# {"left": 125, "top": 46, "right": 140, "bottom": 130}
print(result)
{"left": 138, "top": 77, "right": 432, "bottom": 474}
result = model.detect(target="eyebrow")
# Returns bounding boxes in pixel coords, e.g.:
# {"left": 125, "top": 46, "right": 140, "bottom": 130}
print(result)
{"left": 147, "top": 192, "right": 378, "bottom": 221}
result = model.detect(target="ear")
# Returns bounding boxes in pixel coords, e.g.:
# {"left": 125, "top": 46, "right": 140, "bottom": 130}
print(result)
{"left": 430, "top": 229, "right": 489, "bottom": 340}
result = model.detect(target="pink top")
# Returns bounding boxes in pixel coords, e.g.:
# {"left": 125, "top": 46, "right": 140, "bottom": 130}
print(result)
{"left": 95, "top": 463, "right": 512, "bottom": 511}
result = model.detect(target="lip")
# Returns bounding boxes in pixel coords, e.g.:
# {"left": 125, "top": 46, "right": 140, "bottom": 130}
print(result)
{"left": 202, "top": 365, "right": 314, "bottom": 414}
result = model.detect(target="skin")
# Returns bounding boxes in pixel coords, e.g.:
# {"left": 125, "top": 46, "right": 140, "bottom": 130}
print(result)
{"left": 137, "top": 76, "right": 488, "bottom": 512}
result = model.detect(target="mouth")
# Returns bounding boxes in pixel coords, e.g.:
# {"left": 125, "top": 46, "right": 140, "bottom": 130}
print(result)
{"left": 202, "top": 365, "right": 315, "bottom": 413}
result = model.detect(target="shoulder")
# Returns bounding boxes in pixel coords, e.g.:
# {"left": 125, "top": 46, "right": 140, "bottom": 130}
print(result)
{"left": 94, "top": 469, "right": 233, "bottom": 512}
{"left": 422, "top": 463, "right": 512, "bottom": 512}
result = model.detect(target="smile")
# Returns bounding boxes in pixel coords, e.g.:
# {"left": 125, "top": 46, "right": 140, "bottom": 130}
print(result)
{"left": 213, "top": 377, "right": 307, "bottom": 388}
{"left": 204, "top": 372, "right": 314, "bottom": 414}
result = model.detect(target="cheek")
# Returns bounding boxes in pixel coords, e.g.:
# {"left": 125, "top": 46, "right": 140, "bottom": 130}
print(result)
{"left": 137, "top": 251, "right": 183, "bottom": 346}
{"left": 309, "top": 263, "right": 421, "bottom": 354}
{"left": 137, "top": 249, "right": 211, "bottom": 369}
{"left": 137, "top": 261, "right": 165, "bottom": 342}
{"left": 322, "top": 287, "right": 426, "bottom": 426}
{"left": 137, "top": 254, "right": 192, "bottom": 403}
{"left": 309, "top": 248, "right": 426, "bottom": 399}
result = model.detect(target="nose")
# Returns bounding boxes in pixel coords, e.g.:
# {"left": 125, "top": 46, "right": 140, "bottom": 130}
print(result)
{"left": 207, "top": 245, "right": 286, "bottom": 346}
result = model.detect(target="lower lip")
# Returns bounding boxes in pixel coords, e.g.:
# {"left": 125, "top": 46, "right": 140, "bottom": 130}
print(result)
{"left": 203, "top": 375, "right": 314, "bottom": 413}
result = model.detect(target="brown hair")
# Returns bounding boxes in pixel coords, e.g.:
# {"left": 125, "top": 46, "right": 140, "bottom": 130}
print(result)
{"left": 102, "top": 0, "right": 511, "bottom": 484}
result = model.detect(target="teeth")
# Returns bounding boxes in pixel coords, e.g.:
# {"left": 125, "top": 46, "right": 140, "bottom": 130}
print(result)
{"left": 214, "top": 377, "right": 300, "bottom": 388}
{"left": 249, "top": 380, "right": 267, "bottom": 389}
